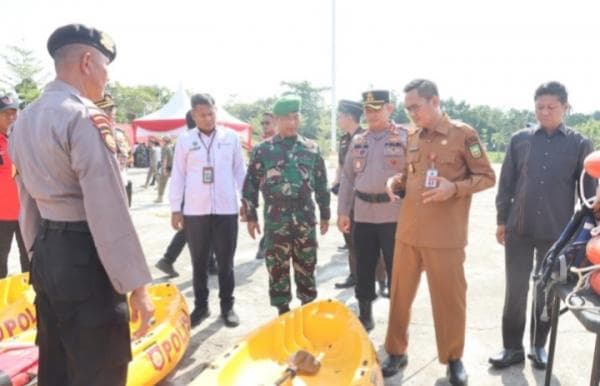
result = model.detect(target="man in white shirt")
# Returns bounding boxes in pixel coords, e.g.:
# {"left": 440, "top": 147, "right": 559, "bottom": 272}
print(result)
{"left": 169, "top": 94, "right": 246, "bottom": 328}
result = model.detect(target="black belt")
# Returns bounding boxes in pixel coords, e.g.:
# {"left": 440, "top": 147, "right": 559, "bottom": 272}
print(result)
{"left": 355, "top": 190, "right": 390, "bottom": 203}
{"left": 40, "top": 219, "right": 90, "bottom": 233}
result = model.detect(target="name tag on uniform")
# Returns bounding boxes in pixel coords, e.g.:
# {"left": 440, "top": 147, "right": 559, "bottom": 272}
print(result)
{"left": 203, "top": 166, "right": 214, "bottom": 184}
{"left": 425, "top": 168, "right": 438, "bottom": 188}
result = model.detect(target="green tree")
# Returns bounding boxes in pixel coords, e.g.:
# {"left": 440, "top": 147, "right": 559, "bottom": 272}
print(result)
{"left": 106, "top": 82, "right": 172, "bottom": 122}
{"left": 224, "top": 96, "right": 276, "bottom": 144}
{"left": 1, "top": 45, "right": 47, "bottom": 105}
{"left": 575, "top": 119, "right": 600, "bottom": 146}
{"left": 566, "top": 112, "right": 591, "bottom": 127}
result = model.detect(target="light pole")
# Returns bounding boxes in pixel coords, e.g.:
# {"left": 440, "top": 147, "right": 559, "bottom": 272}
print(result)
{"left": 330, "top": 0, "right": 336, "bottom": 153}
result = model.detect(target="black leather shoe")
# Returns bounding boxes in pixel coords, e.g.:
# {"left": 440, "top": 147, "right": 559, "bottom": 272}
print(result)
{"left": 335, "top": 275, "right": 356, "bottom": 289}
{"left": 155, "top": 258, "right": 179, "bottom": 278}
{"left": 488, "top": 348, "right": 525, "bottom": 368}
{"left": 221, "top": 309, "right": 239, "bottom": 328}
{"left": 358, "top": 301, "right": 374, "bottom": 331}
{"left": 447, "top": 359, "right": 468, "bottom": 386}
{"left": 277, "top": 304, "right": 290, "bottom": 315}
{"left": 528, "top": 346, "right": 548, "bottom": 370}
{"left": 381, "top": 354, "right": 408, "bottom": 377}
{"left": 190, "top": 307, "right": 210, "bottom": 328}
{"left": 378, "top": 280, "right": 389, "bottom": 298}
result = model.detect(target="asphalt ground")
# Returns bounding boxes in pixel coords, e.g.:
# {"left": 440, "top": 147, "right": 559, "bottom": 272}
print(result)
{"left": 6, "top": 164, "right": 598, "bottom": 385}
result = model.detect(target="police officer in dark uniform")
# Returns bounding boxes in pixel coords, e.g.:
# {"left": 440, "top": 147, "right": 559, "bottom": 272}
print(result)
{"left": 9, "top": 24, "right": 154, "bottom": 386}
{"left": 333, "top": 100, "right": 388, "bottom": 296}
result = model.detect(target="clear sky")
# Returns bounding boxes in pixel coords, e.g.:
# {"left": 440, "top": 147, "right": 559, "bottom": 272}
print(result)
{"left": 2, "top": 0, "right": 599, "bottom": 113}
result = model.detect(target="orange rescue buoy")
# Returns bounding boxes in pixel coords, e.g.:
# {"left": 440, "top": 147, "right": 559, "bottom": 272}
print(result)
{"left": 591, "top": 271, "right": 600, "bottom": 296}
{"left": 586, "top": 237, "right": 600, "bottom": 265}
{"left": 584, "top": 151, "right": 600, "bottom": 179}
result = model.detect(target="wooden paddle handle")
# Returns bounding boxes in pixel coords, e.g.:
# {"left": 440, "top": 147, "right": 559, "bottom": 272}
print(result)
{"left": 274, "top": 368, "right": 295, "bottom": 386}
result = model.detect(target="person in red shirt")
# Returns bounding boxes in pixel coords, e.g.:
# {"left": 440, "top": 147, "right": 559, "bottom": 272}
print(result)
{"left": 0, "top": 95, "right": 28, "bottom": 277}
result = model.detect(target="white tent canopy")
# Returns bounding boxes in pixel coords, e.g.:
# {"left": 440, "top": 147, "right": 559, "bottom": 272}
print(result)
{"left": 131, "top": 85, "right": 252, "bottom": 147}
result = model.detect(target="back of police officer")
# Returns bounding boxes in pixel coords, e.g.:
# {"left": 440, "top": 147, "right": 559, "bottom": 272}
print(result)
{"left": 9, "top": 24, "right": 153, "bottom": 386}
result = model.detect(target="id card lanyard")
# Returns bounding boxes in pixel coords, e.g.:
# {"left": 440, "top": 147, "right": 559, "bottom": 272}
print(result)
{"left": 425, "top": 153, "right": 438, "bottom": 188}
{"left": 198, "top": 129, "right": 216, "bottom": 184}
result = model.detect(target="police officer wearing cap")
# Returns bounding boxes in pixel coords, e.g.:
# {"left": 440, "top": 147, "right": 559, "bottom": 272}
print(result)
{"left": 333, "top": 100, "right": 388, "bottom": 295}
{"left": 337, "top": 90, "right": 407, "bottom": 331}
{"left": 95, "top": 94, "right": 133, "bottom": 207}
{"left": 381, "top": 79, "right": 495, "bottom": 385}
{"left": 9, "top": 24, "right": 154, "bottom": 386}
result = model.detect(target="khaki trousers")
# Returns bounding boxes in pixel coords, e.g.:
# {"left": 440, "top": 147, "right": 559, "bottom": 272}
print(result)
{"left": 385, "top": 241, "right": 466, "bottom": 364}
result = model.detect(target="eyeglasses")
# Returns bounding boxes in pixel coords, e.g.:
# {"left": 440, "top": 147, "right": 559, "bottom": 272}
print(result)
{"left": 260, "top": 121, "right": 271, "bottom": 126}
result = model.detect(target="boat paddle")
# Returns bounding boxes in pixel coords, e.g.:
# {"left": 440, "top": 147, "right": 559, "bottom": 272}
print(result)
{"left": 273, "top": 350, "right": 324, "bottom": 385}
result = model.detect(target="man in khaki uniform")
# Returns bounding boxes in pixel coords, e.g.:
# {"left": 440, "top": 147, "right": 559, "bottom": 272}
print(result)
{"left": 9, "top": 24, "right": 154, "bottom": 386}
{"left": 337, "top": 91, "right": 406, "bottom": 331}
{"left": 381, "top": 79, "right": 495, "bottom": 386}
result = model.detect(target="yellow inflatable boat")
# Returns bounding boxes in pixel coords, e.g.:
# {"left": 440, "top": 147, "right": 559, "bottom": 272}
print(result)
{"left": 193, "top": 299, "right": 384, "bottom": 386}
{"left": 0, "top": 273, "right": 36, "bottom": 343}
{"left": 0, "top": 274, "right": 190, "bottom": 386}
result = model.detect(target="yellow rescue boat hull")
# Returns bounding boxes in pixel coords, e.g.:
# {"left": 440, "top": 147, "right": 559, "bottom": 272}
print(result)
{"left": 193, "top": 299, "right": 383, "bottom": 386}
{"left": 0, "top": 274, "right": 191, "bottom": 386}
{"left": 0, "top": 274, "right": 35, "bottom": 344}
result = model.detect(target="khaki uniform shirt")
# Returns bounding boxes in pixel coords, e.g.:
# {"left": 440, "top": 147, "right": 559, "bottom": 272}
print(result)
{"left": 338, "top": 123, "right": 407, "bottom": 223}
{"left": 396, "top": 115, "right": 495, "bottom": 248}
{"left": 9, "top": 80, "right": 151, "bottom": 294}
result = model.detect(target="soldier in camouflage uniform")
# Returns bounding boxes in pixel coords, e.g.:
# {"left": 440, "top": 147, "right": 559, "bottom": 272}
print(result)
{"left": 242, "top": 96, "right": 330, "bottom": 315}
{"left": 155, "top": 136, "right": 174, "bottom": 203}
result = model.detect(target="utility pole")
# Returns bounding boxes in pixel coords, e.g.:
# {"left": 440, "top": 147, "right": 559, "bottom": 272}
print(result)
{"left": 330, "top": 0, "right": 336, "bottom": 153}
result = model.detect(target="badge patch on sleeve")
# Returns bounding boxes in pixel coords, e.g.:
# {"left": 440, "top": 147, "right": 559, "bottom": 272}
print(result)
{"left": 468, "top": 143, "right": 482, "bottom": 159}
{"left": 90, "top": 114, "right": 117, "bottom": 153}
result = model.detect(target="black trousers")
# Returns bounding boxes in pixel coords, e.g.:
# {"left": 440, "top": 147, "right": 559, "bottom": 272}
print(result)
{"left": 344, "top": 214, "right": 386, "bottom": 281}
{"left": 502, "top": 232, "right": 553, "bottom": 349}
{"left": 352, "top": 222, "right": 396, "bottom": 302}
{"left": 32, "top": 220, "right": 130, "bottom": 386}
{"left": 163, "top": 229, "right": 187, "bottom": 264}
{"left": 0, "top": 220, "right": 29, "bottom": 278}
{"left": 184, "top": 214, "right": 237, "bottom": 311}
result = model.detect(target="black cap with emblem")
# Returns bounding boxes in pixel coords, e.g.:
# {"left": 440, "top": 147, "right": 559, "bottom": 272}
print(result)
{"left": 362, "top": 90, "right": 390, "bottom": 110}
{"left": 47, "top": 24, "right": 117, "bottom": 63}
{"left": 338, "top": 100, "right": 363, "bottom": 118}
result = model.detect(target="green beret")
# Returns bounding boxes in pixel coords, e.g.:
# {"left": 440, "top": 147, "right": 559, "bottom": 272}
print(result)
{"left": 338, "top": 99, "right": 363, "bottom": 117}
{"left": 362, "top": 90, "right": 390, "bottom": 110}
{"left": 47, "top": 24, "right": 117, "bottom": 63}
{"left": 273, "top": 95, "right": 301, "bottom": 116}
